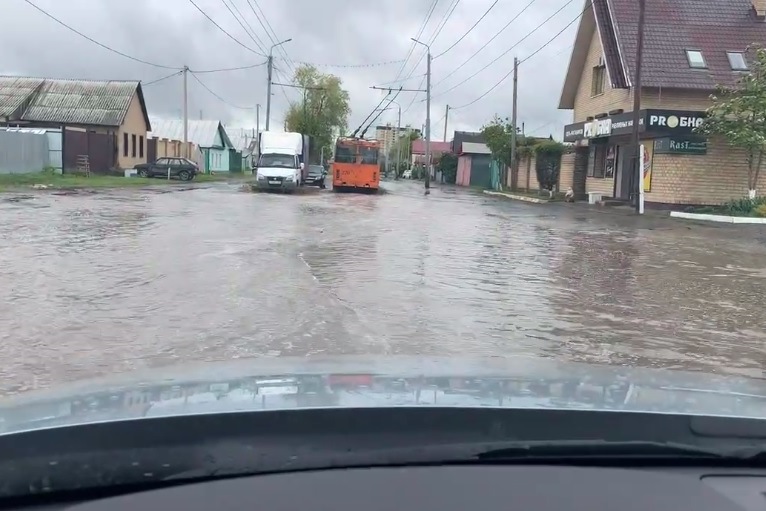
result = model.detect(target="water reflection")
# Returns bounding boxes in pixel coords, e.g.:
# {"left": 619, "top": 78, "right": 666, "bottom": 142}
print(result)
{"left": 1, "top": 182, "right": 766, "bottom": 395}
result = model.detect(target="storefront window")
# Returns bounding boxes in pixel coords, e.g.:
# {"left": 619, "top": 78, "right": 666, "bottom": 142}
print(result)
{"left": 588, "top": 144, "right": 608, "bottom": 178}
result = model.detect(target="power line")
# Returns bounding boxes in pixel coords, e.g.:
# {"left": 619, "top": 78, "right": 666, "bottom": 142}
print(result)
{"left": 401, "top": 0, "right": 460, "bottom": 82}
{"left": 245, "top": 0, "right": 296, "bottom": 75}
{"left": 21, "top": 0, "right": 181, "bottom": 70}
{"left": 221, "top": 0, "right": 267, "bottom": 54}
{"left": 434, "top": 0, "right": 499, "bottom": 59}
{"left": 432, "top": 0, "right": 540, "bottom": 88}
{"left": 142, "top": 70, "right": 183, "bottom": 86}
{"left": 375, "top": 73, "right": 427, "bottom": 86}
{"left": 188, "top": 0, "right": 266, "bottom": 56}
{"left": 191, "top": 60, "right": 268, "bottom": 73}
{"left": 451, "top": 1, "right": 587, "bottom": 110}
{"left": 390, "top": 0, "right": 441, "bottom": 85}
{"left": 401, "top": 0, "right": 462, "bottom": 114}
{"left": 190, "top": 72, "right": 257, "bottom": 109}
{"left": 291, "top": 58, "right": 407, "bottom": 69}
{"left": 432, "top": 0, "right": 575, "bottom": 100}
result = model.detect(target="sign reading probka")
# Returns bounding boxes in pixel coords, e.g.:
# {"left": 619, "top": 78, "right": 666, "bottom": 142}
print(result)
{"left": 653, "top": 136, "right": 707, "bottom": 155}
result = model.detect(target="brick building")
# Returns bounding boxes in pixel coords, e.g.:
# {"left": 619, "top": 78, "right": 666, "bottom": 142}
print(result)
{"left": 558, "top": 0, "right": 766, "bottom": 206}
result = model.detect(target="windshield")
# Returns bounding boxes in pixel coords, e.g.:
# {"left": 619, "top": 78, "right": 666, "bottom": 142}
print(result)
{"left": 4, "top": 0, "right": 766, "bottom": 501}
{"left": 334, "top": 144, "right": 356, "bottom": 163}
{"left": 258, "top": 153, "right": 297, "bottom": 168}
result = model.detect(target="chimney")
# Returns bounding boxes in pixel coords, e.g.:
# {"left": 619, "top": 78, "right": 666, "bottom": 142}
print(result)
{"left": 755, "top": 0, "right": 766, "bottom": 18}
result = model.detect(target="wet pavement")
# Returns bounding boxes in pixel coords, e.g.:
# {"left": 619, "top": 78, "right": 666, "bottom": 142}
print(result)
{"left": 1, "top": 180, "right": 766, "bottom": 395}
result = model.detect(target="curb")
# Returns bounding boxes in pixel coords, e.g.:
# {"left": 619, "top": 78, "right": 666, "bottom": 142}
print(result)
{"left": 669, "top": 211, "right": 766, "bottom": 224}
{"left": 483, "top": 190, "right": 549, "bottom": 204}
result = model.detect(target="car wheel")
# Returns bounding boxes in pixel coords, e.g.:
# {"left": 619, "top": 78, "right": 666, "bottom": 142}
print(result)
{"left": 178, "top": 170, "right": 191, "bottom": 181}
{"left": 138, "top": 168, "right": 149, "bottom": 178}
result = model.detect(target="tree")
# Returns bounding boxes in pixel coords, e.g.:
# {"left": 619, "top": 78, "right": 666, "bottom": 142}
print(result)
{"left": 696, "top": 46, "right": 766, "bottom": 198}
{"left": 438, "top": 152, "right": 458, "bottom": 184}
{"left": 389, "top": 128, "right": 421, "bottom": 176}
{"left": 534, "top": 140, "right": 566, "bottom": 197}
{"left": 481, "top": 115, "right": 541, "bottom": 189}
{"left": 284, "top": 65, "right": 350, "bottom": 164}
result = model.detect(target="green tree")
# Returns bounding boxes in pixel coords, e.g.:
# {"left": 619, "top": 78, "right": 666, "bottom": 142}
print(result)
{"left": 533, "top": 140, "right": 566, "bottom": 197}
{"left": 284, "top": 65, "right": 350, "bottom": 164}
{"left": 389, "top": 128, "right": 421, "bottom": 176}
{"left": 482, "top": 115, "right": 541, "bottom": 189}
{"left": 438, "top": 152, "right": 458, "bottom": 184}
{"left": 696, "top": 46, "right": 766, "bottom": 198}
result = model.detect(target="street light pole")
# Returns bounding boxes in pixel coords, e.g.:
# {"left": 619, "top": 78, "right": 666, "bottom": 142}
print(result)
{"left": 411, "top": 37, "right": 431, "bottom": 195}
{"left": 265, "top": 38, "right": 292, "bottom": 131}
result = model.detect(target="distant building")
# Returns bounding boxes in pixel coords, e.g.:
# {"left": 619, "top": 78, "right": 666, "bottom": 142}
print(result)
{"left": 0, "top": 76, "right": 151, "bottom": 172}
{"left": 149, "top": 119, "right": 236, "bottom": 173}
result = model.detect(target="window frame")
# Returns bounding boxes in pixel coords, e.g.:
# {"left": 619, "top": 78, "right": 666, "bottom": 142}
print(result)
{"left": 123, "top": 133, "right": 129, "bottom": 157}
{"left": 139, "top": 135, "right": 144, "bottom": 158}
{"left": 726, "top": 51, "right": 748, "bottom": 71}
{"left": 685, "top": 49, "right": 707, "bottom": 69}
{"left": 591, "top": 64, "right": 606, "bottom": 97}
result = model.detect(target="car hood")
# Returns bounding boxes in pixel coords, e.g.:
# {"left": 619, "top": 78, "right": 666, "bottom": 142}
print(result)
{"left": 1, "top": 356, "right": 766, "bottom": 435}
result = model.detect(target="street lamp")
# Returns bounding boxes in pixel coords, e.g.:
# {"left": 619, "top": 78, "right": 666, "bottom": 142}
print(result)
{"left": 265, "top": 38, "right": 293, "bottom": 131}
{"left": 411, "top": 37, "right": 431, "bottom": 194}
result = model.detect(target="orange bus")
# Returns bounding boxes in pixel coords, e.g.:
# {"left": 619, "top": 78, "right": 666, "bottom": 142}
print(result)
{"left": 332, "top": 137, "right": 380, "bottom": 192}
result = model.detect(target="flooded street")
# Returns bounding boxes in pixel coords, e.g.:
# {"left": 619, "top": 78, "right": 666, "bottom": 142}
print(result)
{"left": 1, "top": 180, "right": 766, "bottom": 395}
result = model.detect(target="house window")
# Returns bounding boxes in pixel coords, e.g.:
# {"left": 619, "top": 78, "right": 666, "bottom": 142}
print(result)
{"left": 131, "top": 134, "right": 136, "bottom": 157}
{"left": 123, "top": 133, "right": 128, "bottom": 157}
{"left": 727, "top": 51, "right": 748, "bottom": 71}
{"left": 139, "top": 136, "right": 144, "bottom": 158}
{"left": 685, "top": 50, "right": 707, "bottom": 69}
{"left": 587, "top": 144, "right": 608, "bottom": 178}
{"left": 591, "top": 64, "right": 606, "bottom": 96}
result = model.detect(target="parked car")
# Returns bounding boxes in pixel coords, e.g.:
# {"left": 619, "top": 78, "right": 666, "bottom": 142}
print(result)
{"left": 305, "top": 164, "right": 327, "bottom": 188}
{"left": 135, "top": 157, "right": 198, "bottom": 181}
{"left": 402, "top": 169, "right": 413, "bottom": 179}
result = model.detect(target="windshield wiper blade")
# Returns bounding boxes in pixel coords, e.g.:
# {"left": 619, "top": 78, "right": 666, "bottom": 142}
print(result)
{"left": 474, "top": 440, "right": 732, "bottom": 460}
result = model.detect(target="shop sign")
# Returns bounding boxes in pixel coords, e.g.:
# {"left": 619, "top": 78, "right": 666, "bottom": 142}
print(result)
{"left": 584, "top": 118, "right": 612, "bottom": 138}
{"left": 645, "top": 110, "right": 706, "bottom": 134}
{"left": 653, "top": 136, "right": 707, "bottom": 154}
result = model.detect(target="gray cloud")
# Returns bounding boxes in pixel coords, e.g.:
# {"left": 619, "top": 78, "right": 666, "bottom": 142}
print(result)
{"left": 2, "top": 0, "right": 584, "bottom": 139}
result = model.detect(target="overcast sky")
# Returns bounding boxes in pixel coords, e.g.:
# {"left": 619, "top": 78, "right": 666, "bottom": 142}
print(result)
{"left": 2, "top": 0, "right": 584, "bottom": 140}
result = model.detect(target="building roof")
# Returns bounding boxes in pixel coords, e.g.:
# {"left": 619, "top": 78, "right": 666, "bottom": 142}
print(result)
{"left": 559, "top": 0, "right": 766, "bottom": 108}
{"left": 460, "top": 142, "right": 491, "bottom": 155}
{"left": 0, "top": 76, "right": 149, "bottom": 128}
{"left": 148, "top": 118, "right": 234, "bottom": 149}
{"left": 411, "top": 140, "right": 451, "bottom": 155}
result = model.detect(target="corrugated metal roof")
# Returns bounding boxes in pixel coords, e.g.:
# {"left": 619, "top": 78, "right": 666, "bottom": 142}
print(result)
{"left": 148, "top": 118, "right": 234, "bottom": 149}
{"left": 0, "top": 77, "right": 44, "bottom": 117}
{"left": 14, "top": 78, "right": 139, "bottom": 126}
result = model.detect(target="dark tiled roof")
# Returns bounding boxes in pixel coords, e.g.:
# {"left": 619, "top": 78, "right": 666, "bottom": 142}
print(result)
{"left": 608, "top": 0, "right": 766, "bottom": 90}
{"left": 593, "top": 0, "right": 628, "bottom": 88}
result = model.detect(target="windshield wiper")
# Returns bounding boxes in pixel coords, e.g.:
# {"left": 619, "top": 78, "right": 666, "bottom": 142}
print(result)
{"left": 473, "top": 440, "right": 734, "bottom": 461}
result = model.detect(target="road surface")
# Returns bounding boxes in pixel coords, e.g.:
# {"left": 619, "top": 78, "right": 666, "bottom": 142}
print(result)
{"left": 1, "top": 180, "right": 765, "bottom": 394}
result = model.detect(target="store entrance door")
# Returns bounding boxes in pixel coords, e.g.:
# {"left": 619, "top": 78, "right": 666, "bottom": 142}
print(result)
{"left": 614, "top": 145, "right": 633, "bottom": 200}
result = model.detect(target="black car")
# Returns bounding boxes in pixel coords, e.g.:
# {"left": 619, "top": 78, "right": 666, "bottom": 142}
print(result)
{"left": 305, "top": 164, "right": 327, "bottom": 188}
{"left": 135, "top": 157, "right": 198, "bottom": 181}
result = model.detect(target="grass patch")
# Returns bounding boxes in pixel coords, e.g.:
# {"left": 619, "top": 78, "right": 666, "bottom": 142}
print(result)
{"left": 0, "top": 171, "right": 253, "bottom": 192}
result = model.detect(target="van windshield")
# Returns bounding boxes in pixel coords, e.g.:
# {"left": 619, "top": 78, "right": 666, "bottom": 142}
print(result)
{"left": 259, "top": 153, "right": 297, "bottom": 169}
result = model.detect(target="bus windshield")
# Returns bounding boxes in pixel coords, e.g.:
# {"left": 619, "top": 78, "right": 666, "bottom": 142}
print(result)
{"left": 360, "top": 147, "right": 379, "bottom": 164}
{"left": 334, "top": 144, "right": 356, "bottom": 163}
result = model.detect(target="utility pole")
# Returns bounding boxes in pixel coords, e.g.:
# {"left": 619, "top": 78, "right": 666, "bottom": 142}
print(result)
{"left": 183, "top": 65, "right": 188, "bottom": 159}
{"left": 509, "top": 57, "right": 519, "bottom": 191}
{"left": 265, "top": 39, "right": 292, "bottom": 132}
{"left": 396, "top": 103, "right": 402, "bottom": 180}
{"left": 256, "top": 104, "right": 260, "bottom": 135}
{"left": 631, "top": 0, "right": 646, "bottom": 213}
{"left": 425, "top": 49, "right": 432, "bottom": 193}
{"left": 443, "top": 104, "right": 449, "bottom": 142}
{"left": 265, "top": 54, "right": 273, "bottom": 131}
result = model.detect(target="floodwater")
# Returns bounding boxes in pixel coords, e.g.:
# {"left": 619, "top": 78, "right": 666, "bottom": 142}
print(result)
{"left": 1, "top": 180, "right": 765, "bottom": 395}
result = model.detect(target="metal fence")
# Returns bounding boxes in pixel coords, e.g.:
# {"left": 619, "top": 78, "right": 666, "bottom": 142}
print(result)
{"left": 0, "top": 128, "right": 58, "bottom": 174}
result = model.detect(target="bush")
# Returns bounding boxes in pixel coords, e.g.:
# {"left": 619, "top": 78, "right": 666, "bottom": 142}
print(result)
{"left": 533, "top": 141, "right": 566, "bottom": 193}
